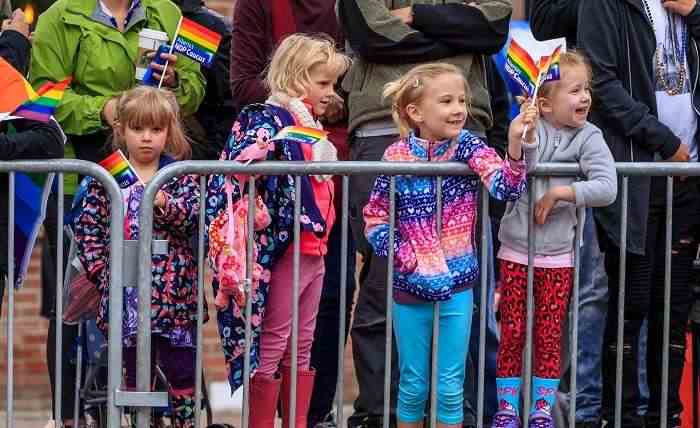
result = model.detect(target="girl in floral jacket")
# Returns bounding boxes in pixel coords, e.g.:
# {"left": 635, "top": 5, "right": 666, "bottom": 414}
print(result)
{"left": 74, "top": 87, "right": 202, "bottom": 427}
{"left": 206, "top": 34, "right": 349, "bottom": 427}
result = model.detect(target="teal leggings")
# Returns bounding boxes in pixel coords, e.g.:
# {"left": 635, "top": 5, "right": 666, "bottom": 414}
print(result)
{"left": 393, "top": 290, "right": 473, "bottom": 425}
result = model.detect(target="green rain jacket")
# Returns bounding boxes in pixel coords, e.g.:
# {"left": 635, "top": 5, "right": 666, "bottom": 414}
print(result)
{"left": 29, "top": 0, "right": 206, "bottom": 136}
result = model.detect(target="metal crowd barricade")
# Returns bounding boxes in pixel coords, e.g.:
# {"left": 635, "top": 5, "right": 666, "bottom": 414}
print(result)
{"left": 0, "top": 160, "right": 124, "bottom": 428}
{"left": 127, "top": 160, "right": 700, "bottom": 428}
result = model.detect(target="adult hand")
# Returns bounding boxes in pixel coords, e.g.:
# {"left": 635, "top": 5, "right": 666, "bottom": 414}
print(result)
{"left": 148, "top": 51, "right": 179, "bottom": 89}
{"left": 667, "top": 143, "right": 690, "bottom": 162}
{"left": 101, "top": 98, "right": 119, "bottom": 130}
{"left": 321, "top": 93, "right": 346, "bottom": 125}
{"left": 663, "top": 0, "right": 697, "bottom": 16}
{"left": 1, "top": 9, "right": 29, "bottom": 39}
{"left": 391, "top": 7, "right": 413, "bottom": 25}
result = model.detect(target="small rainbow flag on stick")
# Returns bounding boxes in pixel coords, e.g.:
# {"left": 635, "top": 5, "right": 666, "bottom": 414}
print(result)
{"left": 271, "top": 126, "right": 328, "bottom": 145}
{"left": 504, "top": 39, "right": 540, "bottom": 97}
{"left": 13, "top": 78, "right": 72, "bottom": 122}
{"left": 99, "top": 150, "right": 142, "bottom": 188}
{"left": 172, "top": 17, "right": 222, "bottom": 68}
{"left": 538, "top": 46, "right": 562, "bottom": 84}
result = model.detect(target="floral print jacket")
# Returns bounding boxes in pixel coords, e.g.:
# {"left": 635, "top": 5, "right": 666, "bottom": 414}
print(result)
{"left": 206, "top": 104, "right": 327, "bottom": 391}
{"left": 74, "top": 155, "right": 204, "bottom": 347}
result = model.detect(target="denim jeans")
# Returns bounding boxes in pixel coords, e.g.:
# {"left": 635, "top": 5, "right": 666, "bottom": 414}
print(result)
{"left": 556, "top": 209, "right": 608, "bottom": 425}
{"left": 463, "top": 217, "right": 499, "bottom": 426}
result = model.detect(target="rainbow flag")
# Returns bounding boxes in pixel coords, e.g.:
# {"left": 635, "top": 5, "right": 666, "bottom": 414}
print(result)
{"left": 172, "top": 17, "right": 222, "bottom": 68}
{"left": 538, "top": 46, "right": 562, "bottom": 84}
{"left": 271, "top": 126, "right": 328, "bottom": 145}
{"left": 99, "top": 150, "right": 141, "bottom": 188}
{"left": 0, "top": 57, "right": 38, "bottom": 114}
{"left": 13, "top": 78, "right": 71, "bottom": 123}
{"left": 504, "top": 39, "right": 540, "bottom": 97}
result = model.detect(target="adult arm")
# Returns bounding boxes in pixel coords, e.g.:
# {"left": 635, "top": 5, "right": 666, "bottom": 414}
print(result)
{"left": 0, "top": 29, "right": 30, "bottom": 74}
{"left": 530, "top": 0, "right": 580, "bottom": 42}
{"left": 0, "top": 119, "right": 64, "bottom": 160}
{"left": 578, "top": 0, "right": 681, "bottom": 159}
{"left": 411, "top": 0, "right": 511, "bottom": 54}
{"left": 29, "top": 7, "right": 111, "bottom": 135}
{"left": 337, "top": 0, "right": 455, "bottom": 64}
{"left": 230, "top": 0, "right": 269, "bottom": 107}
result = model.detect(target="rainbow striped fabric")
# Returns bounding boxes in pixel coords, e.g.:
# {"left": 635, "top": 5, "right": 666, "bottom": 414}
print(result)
{"left": 504, "top": 39, "right": 540, "bottom": 96}
{"left": 14, "top": 78, "right": 71, "bottom": 122}
{"left": 172, "top": 17, "right": 222, "bottom": 68}
{"left": 0, "top": 57, "right": 38, "bottom": 114}
{"left": 99, "top": 150, "right": 140, "bottom": 188}
{"left": 271, "top": 126, "right": 328, "bottom": 145}
{"left": 539, "top": 46, "right": 562, "bottom": 84}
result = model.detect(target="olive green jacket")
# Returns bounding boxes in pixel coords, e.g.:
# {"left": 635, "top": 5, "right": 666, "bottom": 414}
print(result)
{"left": 29, "top": 0, "right": 206, "bottom": 136}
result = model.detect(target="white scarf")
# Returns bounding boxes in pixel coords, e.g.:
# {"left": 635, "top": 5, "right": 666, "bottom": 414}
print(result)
{"left": 266, "top": 93, "right": 338, "bottom": 181}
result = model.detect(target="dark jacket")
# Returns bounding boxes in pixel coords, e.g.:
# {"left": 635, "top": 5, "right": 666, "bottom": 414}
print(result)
{"left": 578, "top": 0, "right": 700, "bottom": 254}
{"left": 530, "top": 0, "right": 580, "bottom": 46}
{"left": 177, "top": 0, "right": 235, "bottom": 159}
{"left": 0, "top": 29, "right": 31, "bottom": 75}
{"left": 230, "top": 0, "right": 343, "bottom": 111}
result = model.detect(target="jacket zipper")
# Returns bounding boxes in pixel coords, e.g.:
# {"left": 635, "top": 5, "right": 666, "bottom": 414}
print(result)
{"left": 692, "top": 40, "right": 700, "bottom": 117}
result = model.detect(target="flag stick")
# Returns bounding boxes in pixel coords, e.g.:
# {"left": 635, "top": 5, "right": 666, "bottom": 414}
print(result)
{"left": 158, "top": 16, "right": 183, "bottom": 89}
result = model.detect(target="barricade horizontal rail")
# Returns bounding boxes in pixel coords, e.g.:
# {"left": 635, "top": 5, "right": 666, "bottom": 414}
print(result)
{"left": 0, "top": 159, "right": 124, "bottom": 428}
{"left": 127, "top": 161, "right": 700, "bottom": 428}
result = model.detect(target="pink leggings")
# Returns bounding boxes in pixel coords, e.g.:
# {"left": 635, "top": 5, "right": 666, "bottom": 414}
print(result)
{"left": 258, "top": 248, "right": 325, "bottom": 376}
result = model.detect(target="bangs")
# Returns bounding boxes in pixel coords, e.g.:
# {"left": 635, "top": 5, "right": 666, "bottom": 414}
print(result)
{"left": 121, "top": 90, "right": 175, "bottom": 130}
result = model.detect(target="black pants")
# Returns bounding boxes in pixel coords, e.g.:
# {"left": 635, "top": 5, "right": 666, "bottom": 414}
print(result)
{"left": 347, "top": 135, "right": 400, "bottom": 426}
{"left": 308, "top": 219, "right": 357, "bottom": 424}
{"left": 600, "top": 178, "right": 700, "bottom": 427}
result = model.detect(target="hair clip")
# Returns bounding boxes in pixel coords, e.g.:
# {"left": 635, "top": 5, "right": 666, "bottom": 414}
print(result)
{"left": 413, "top": 78, "right": 421, "bottom": 88}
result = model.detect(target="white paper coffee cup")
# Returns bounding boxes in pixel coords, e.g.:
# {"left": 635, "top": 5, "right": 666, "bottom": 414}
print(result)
{"left": 135, "top": 28, "right": 169, "bottom": 82}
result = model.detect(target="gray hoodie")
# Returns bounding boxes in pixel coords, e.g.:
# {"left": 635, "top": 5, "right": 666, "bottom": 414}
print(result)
{"left": 498, "top": 120, "right": 617, "bottom": 256}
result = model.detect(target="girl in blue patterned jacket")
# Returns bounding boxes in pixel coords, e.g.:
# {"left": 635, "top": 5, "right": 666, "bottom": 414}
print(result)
{"left": 363, "top": 63, "right": 538, "bottom": 428}
{"left": 74, "top": 87, "right": 202, "bottom": 427}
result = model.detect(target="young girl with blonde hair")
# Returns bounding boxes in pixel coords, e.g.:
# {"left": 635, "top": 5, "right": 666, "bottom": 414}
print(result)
{"left": 74, "top": 86, "right": 202, "bottom": 428}
{"left": 493, "top": 51, "right": 616, "bottom": 428}
{"left": 206, "top": 33, "right": 350, "bottom": 427}
{"left": 363, "top": 63, "right": 538, "bottom": 428}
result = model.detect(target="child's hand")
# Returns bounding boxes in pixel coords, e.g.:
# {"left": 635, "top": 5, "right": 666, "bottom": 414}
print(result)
{"left": 507, "top": 101, "right": 538, "bottom": 160}
{"left": 155, "top": 190, "right": 168, "bottom": 209}
{"left": 535, "top": 185, "right": 575, "bottom": 225}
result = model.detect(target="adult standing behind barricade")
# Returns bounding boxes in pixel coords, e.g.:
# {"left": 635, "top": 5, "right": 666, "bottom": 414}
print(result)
{"left": 1, "top": 11, "right": 71, "bottom": 428}
{"left": 529, "top": 3, "right": 609, "bottom": 428}
{"left": 230, "top": 1, "right": 356, "bottom": 426}
{"left": 28, "top": 1, "right": 204, "bottom": 425}
{"left": 579, "top": 0, "right": 700, "bottom": 427}
{"left": 337, "top": 1, "right": 511, "bottom": 427}
{"left": 174, "top": 0, "right": 234, "bottom": 160}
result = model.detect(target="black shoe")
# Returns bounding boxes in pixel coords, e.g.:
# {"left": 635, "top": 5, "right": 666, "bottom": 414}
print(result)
{"left": 575, "top": 421, "right": 601, "bottom": 428}
{"left": 348, "top": 416, "right": 396, "bottom": 428}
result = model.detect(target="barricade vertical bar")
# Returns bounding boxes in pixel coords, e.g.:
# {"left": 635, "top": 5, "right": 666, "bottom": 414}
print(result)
{"left": 614, "top": 176, "right": 629, "bottom": 428}
{"left": 7, "top": 172, "right": 15, "bottom": 428}
{"left": 384, "top": 176, "right": 396, "bottom": 428}
{"left": 477, "top": 186, "right": 490, "bottom": 428}
{"left": 195, "top": 175, "right": 207, "bottom": 428}
{"left": 336, "top": 176, "right": 350, "bottom": 426}
{"left": 523, "top": 177, "right": 536, "bottom": 422}
{"left": 290, "top": 175, "right": 302, "bottom": 426}
{"left": 569, "top": 207, "right": 584, "bottom": 427}
{"left": 660, "top": 176, "right": 673, "bottom": 428}
{"left": 55, "top": 174, "right": 65, "bottom": 426}
{"left": 242, "top": 176, "right": 257, "bottom": 428}
{"left": 107, "top": 169, "right": 125, "bottom": 428}
{"left": 430, "top": 177, "right": 443, "bottom": 428}
{"left": 137, "top": 183, "right": 155, "bottom": 428}
{"left": 74, "top": 323, "right": 83, "bottom": 428}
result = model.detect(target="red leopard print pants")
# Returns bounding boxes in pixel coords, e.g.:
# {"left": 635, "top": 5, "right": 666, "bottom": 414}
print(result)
{"left": 496, "top": 261, "right": 573, "bottom": 378}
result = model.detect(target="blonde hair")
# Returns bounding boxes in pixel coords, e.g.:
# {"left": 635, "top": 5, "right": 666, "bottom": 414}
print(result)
{"left": 265, "top": 33, "right": 351, "bottom": 98}
{"left": 538, "top": 50, "right": 592, "bottom": 99}
{"left": 112, "top": 86, "right": 191, "bottom": 160}
{"left": 383, "top": 63, "right": 471, "bottom": 137}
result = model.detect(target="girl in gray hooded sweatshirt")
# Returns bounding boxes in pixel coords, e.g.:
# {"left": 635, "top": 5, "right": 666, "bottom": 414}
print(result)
{"left": 492, "top": 51, "right": 617, "bottom": 428}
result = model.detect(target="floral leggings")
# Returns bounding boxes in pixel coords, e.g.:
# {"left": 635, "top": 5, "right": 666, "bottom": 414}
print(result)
{"left": 496, "top": 261, "right": 573, "bottom": 378}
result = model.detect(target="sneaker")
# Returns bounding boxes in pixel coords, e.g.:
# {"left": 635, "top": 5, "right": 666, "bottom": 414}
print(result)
{"left": 527, "top": 410, "right": 554, "bottom": 428}
{"left": 491, "top": 410, "right": 521, "bottom": 428}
